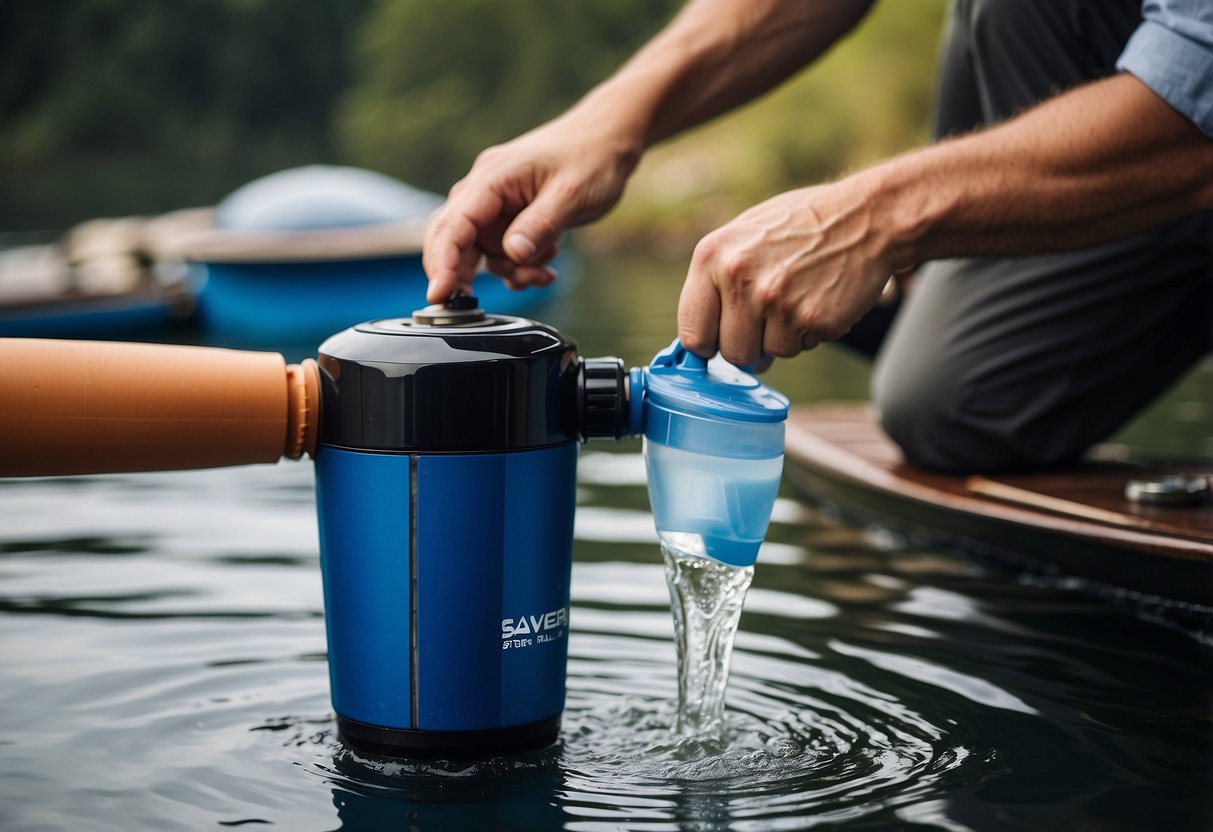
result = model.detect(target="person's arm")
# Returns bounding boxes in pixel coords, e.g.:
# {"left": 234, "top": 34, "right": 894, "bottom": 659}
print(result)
{"left": 678, "top": 72, "right": 1213, "bottom": 366}
{"left": 888, "top": 73, "right": 1213, "bottom": 264}
{"left": 423, "top": 0, "right": 875, "bottom": 302}
{"left": 592, "top": 0, "right": 875, "bottom": 148}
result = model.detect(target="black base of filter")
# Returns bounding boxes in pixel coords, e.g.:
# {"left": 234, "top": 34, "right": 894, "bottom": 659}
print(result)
{"left": 336, "top": 714, "right": 561, "bottom": 759}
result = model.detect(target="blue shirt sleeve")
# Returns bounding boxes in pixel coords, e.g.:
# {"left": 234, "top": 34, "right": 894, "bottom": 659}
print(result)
{"left": 1116, "top": 0, "right": 1213, "bottom": 136}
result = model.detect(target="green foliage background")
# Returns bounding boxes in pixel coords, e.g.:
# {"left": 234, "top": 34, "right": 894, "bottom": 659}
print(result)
{"left": 0, "top": 0, "right": 371, "bottom": 229}
{"left": 0, "top": 0, "right": 947, "bottom": 241}
{"left": 338, "top": 0, "right": 682, "bottom": 197}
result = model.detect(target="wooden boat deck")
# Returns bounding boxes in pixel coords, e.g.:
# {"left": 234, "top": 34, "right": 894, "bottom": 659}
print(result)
{"left": 783, "top": 404, "right": 1213, "bottom": 607}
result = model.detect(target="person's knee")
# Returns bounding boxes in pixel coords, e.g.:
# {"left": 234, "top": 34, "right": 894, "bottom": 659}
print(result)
{"left": 872, "top": 354, "right": 1054, "bottom": 474}
{"left": 872, "top": 357, "right": 972, "bottom": 472}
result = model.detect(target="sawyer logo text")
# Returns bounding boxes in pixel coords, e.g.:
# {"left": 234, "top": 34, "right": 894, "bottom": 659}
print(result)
{"left": 501, "top": 606, "right": 569, "bottom": 646}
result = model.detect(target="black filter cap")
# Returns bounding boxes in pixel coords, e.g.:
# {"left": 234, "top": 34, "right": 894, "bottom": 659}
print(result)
{"left": 317, "top": 313, "right": 582, "bottom": 453}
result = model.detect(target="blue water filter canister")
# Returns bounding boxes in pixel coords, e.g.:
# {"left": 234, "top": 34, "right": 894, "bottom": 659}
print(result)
{"left": 314, "top": 296, "right": 630, "bottom": 758}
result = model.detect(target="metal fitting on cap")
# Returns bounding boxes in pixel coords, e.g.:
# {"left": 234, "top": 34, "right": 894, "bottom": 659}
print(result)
{"left": 412, "top": 292, "right": 487, "bottom": 325}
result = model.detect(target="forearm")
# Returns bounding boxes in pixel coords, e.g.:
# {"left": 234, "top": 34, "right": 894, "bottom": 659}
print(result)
{"left": 570, "top": 0, "right": 875, "bottom": 159}
{"left": 874, "top": 72, "right": 1213, "bottom": 269}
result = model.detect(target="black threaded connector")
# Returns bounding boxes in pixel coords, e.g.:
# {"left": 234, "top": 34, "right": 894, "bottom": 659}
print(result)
{"left": 579, "top": 357, "right": 629, "bottom": 441}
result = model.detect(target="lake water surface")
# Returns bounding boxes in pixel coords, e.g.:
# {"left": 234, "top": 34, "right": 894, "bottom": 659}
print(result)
{"left": 1, "top": 252, "right": 1210, "bottom": 830}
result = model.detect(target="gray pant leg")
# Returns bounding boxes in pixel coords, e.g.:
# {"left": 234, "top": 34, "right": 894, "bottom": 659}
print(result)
{"left": 835, "top": 0, "right": 1142, "bottom": 360}
{"left": 874, "top": 222, "right": 1213, "bottom": 472}
{"left": 868, "top": 0, "right": 1208, "bottom": 475}
{"left": 870, "top": 0, "right": 1213, "bottom": 472}
{"left": 933, "top": 0, "right": 1141, "bottom": 136}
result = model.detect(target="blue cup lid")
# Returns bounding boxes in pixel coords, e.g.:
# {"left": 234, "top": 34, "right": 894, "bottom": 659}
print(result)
{"left": 644, "top": 340, "right": 789, "bottom": 423}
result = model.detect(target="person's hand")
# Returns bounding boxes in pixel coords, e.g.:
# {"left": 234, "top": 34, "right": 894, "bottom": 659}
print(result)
{"left": 677, "top": 175, "right": 900, "bottom": 368}
{"left": 423, "top": 110, "right": 639, "bottom": 303}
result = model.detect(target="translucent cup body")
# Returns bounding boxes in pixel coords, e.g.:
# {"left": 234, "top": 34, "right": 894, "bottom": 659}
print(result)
{"left": 643, "top": 437, "right": 783, "bottom": 567}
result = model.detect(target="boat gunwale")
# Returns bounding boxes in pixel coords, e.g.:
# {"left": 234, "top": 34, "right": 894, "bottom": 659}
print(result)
{"left": 784, "top": 404, "right": 1213, "bottom": 563}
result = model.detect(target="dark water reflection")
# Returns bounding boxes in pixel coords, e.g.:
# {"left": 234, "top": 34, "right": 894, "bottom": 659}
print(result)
{"left": 0, "top": 252, "right": 1210, "bottom": 830}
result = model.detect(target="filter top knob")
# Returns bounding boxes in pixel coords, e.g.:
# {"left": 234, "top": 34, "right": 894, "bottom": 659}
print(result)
{"left": 411, "top": 292, "right": 486, "bottom": 326}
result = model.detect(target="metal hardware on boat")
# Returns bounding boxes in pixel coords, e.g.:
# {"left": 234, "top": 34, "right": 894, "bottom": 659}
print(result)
{"left": 1124, "top": 475, "right": 1210, "bottom": 507}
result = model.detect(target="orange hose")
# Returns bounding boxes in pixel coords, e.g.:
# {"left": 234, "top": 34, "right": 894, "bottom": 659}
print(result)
{"left": 0, "top": 338, "right": 320, "bottom": 477}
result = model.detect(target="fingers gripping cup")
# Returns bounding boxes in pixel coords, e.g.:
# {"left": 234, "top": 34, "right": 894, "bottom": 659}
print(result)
{"left": 633, "top": 342, "right": 790, "bottom": 567}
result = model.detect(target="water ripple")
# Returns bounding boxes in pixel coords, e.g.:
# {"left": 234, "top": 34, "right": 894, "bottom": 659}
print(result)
{"left": 301, "top": 606, "right": 983, "bottom": 831}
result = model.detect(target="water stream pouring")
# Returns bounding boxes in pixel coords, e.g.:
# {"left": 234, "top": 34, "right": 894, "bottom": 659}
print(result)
{"left": 0, "top": 295, "right": 788, "bottom": 758}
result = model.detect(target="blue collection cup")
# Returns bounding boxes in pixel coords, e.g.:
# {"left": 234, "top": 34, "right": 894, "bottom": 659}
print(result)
{"left": 631, "top": 341, "right": 790, "bottom": 567}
